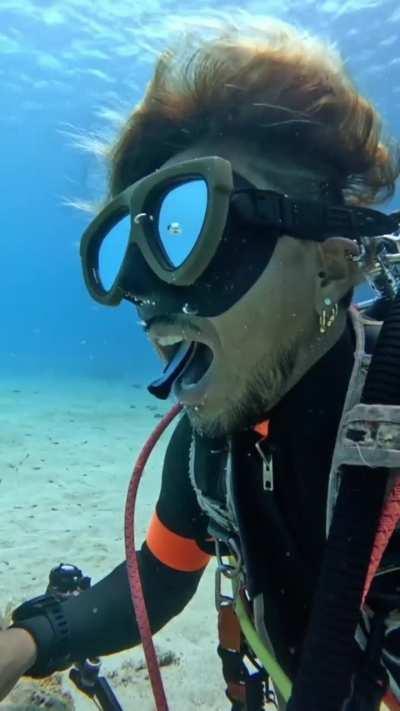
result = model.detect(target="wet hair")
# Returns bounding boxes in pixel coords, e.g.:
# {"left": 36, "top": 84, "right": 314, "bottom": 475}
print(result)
{"left": 108, "top": 16, "right": 399, "bottom": 206}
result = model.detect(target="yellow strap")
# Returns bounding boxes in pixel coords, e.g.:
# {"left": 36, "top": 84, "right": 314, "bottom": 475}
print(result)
{"left": 233, "top": 592, "right": 292, "bottom": 702}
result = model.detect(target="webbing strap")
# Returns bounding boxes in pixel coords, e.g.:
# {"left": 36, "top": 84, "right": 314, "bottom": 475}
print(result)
{"left": 219, "top": 604, "right": 242, "bottom": 651}
{"left": 383, "top": 690, "right": 400, "bottom": 710}
{"left": 217, "top": 602, "right": 270, "bottom": 710}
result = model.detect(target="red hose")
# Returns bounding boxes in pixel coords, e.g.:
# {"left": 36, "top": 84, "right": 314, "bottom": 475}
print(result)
{"left": 363, "top": 474, "right": 400, "bottom": 711}
{"left": 363, "top": 474, "right": 400, "bottom": 605}
{"left": 124, "top": 402, "right": 183, "bottom": 711}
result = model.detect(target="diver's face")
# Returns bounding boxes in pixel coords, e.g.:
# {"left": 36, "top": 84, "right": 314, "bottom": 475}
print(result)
{"left": 142, "top": 137, "right": 344, "bottom": 437}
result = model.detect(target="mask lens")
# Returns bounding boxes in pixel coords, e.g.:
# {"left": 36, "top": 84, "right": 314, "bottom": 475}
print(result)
{"left": 157, "top": 179, "right": 208, "bottom": 267}
{"left": 98, "top": 214, "right": 131, "bottom": 291}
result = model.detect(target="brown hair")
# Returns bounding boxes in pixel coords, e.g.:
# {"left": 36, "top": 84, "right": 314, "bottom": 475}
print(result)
{"left": 108, "top": 17, "right": 399, "bottom": 205}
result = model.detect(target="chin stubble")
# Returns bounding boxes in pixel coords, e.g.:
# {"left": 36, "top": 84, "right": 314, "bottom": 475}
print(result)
{"left": 190, "top": 338, "right": 299, "bottom": 438}
{"left": 232, "top": 340, "right": 298, "bottom": 430}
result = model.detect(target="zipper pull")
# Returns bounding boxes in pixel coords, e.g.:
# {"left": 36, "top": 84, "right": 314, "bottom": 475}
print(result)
{"left": 255, "top": 440, "right": 274, "bottom": 492}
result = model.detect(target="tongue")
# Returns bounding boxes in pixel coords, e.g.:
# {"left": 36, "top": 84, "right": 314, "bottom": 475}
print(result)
{"left": 147, "top": 342, "right": 196, "bottom": 400}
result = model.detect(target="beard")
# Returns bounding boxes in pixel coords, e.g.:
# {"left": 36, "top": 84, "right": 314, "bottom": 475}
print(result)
{"left": 186, "top": 336, "right": 299, "bottom": 439}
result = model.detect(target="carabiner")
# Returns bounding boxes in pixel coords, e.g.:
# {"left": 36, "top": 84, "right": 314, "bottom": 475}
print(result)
{"left": 215, "top": 536, "right": 242, "bottom": 579}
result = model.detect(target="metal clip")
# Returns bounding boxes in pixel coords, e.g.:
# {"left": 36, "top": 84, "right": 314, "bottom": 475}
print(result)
{"left": 215, "top": 567, "right": 234, "bottom": 610}
{"left": 215, "top": 537, "right": 243, "bottom": 579}
{"left": 255, "top": 441, "right": 274, "bottom": 492}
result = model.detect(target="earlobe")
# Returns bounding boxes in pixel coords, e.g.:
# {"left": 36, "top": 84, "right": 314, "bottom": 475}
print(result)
{"left": 315, "top": 237, "right": 365, "bottom": 310}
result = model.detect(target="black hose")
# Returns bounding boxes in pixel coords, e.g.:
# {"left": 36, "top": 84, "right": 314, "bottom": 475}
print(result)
{"left": 287, "top": 292, "right": 400, "bottom": 711}
{"left": 363, "top": 295, "right": 400, "bottom": 405}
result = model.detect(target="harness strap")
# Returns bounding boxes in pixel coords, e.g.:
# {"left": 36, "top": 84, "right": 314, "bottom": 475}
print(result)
{"left": 217, "top": 601, "right": 271, "bottom": 710}
{"left": 219, "top": 604, "right": 242, "bottom": 650}
{"left": 384, "top": 690, "right": 400, "bottom": 710}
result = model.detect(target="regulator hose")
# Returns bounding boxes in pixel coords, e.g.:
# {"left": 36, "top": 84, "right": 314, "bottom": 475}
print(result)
{"left": 287, "top": 293, "right": 400, "bottom": 711}
{"left": 125, "top": 401, "right": 183, "bottom": 711}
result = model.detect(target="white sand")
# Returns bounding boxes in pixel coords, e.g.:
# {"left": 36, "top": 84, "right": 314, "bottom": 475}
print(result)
{"left": 0, "top": 376, "right": 226, "bottom": 710}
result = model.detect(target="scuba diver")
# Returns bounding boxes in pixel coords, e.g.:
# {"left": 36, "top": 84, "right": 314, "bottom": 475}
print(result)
{"left": 2, "top": 16, "right": 400, "bottom": 711}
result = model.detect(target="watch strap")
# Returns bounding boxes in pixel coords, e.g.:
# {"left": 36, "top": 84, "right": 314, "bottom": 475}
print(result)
{"left": 10, "top": 594, "right": 72, "bottom": 678}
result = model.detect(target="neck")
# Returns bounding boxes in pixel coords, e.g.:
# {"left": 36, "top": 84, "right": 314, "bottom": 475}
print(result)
{"left": 287, "top": 310, "right": 349, "bottom": 404}
{"left": 264, "top": 316, "right": 356, "bottom": 570}
{"left": 269, "top": 313, "right": 355, "bottom": 438}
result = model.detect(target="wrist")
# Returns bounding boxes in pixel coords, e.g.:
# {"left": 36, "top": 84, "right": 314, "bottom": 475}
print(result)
{"left": 6, "top": 627, "right": 38, "bottom": 672}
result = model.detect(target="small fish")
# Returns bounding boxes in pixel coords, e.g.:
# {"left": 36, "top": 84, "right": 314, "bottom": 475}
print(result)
{"left": 167, "top": 222, "right": 183, "bottom": 236}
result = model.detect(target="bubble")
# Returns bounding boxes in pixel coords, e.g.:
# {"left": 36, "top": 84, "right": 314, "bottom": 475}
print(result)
{"left": 167, "top": 222, "right": 182, "bottom": 236}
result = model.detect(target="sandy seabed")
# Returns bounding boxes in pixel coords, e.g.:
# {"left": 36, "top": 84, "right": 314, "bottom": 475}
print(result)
{"left": 0, "top": 375, "right": 227, "bottom": 711}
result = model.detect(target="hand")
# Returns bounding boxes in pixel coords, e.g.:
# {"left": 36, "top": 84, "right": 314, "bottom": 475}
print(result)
{"left": 0, "top": 627, "right": 38, "bottom": 701}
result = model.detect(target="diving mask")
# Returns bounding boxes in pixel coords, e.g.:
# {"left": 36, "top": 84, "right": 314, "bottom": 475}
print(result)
{"left": 80, "top": 156, "right": 399, "bottom": 313}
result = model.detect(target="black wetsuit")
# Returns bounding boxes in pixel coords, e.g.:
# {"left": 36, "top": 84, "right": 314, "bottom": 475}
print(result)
{"left": 18, "top": 320, "right": 400, "bottom": 700}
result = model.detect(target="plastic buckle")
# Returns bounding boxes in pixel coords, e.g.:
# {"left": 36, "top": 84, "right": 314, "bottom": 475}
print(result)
{"left": 325, "top": 206, "right": 355, "bottom": 235}
{"left": 253, "top": 190, "right": 284, "bottom": 227}
{"left": 327, "top": 205, "right": 396, "bottom": 239}
{"left": 280, "top": 196, "right": 327, "bottom": 239}
{"left": 280, "top": 195, "right": 301, "bottom": 232}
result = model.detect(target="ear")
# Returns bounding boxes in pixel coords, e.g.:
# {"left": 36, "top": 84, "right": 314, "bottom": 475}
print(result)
{"left": 314, "top": 237, "right": 365, "bottom": 314}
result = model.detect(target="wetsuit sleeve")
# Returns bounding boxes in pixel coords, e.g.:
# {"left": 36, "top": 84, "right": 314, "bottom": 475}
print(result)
{"left": 17, "top": 413, "right": 212, "bottom": 674}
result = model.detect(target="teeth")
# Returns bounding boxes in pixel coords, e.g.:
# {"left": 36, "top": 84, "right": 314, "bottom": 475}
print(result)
{"left": 156, "top": 336, "right": 184, "bottom": 346}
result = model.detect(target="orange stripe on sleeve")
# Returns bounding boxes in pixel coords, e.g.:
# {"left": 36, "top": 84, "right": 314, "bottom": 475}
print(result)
{"left": 146, "top": 512, "right": 211, "bottom": 573}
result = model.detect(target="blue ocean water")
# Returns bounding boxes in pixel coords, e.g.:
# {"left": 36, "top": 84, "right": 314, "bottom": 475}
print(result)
{"left": 0, "top": 0, "right": 399, "bottom": 382}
